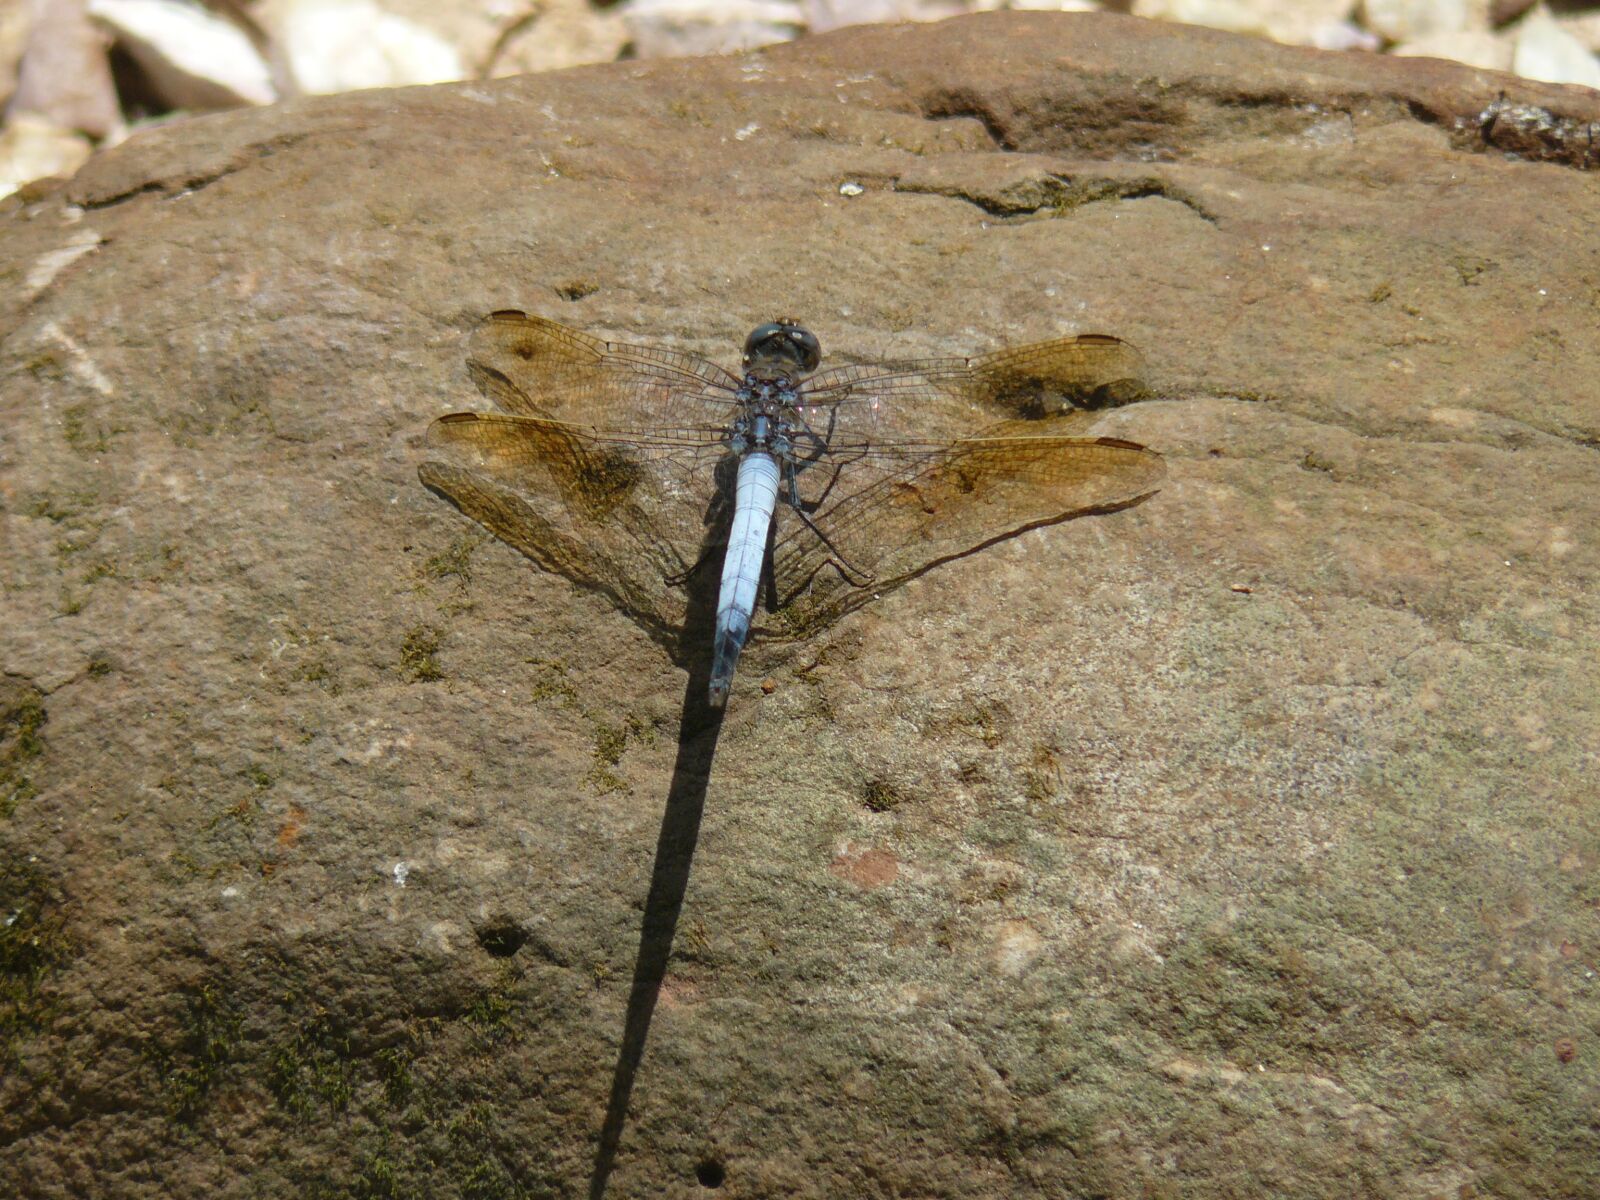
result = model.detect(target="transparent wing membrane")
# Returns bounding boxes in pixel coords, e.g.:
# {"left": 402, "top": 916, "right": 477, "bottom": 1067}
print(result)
{"left": 420, "top": 313, "right": 1163, "bottom": 646}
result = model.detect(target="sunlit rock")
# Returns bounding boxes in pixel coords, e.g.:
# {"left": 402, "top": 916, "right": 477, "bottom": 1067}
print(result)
{"left": 7, "top": 0, "right": 120, "bottom": 137}
{"left": 1511, "top": 4, "right": 1600, "bottom": 89}
{"left": 619, "top": 0, "right": 803, "bottom": 59}
{"left": 277, "top": 0, "right": 464, "bottom": 94}
{"left": 1360, "top": 0, "right": 1471, "bottom": 43}
{"left": 87, "top": 0, "right": 276, "bottom": 108}
{"left": 0, "top": 111, "right": 93, "bottom": 198}
{"left": 1132, "top": 0, "right": 1361, "bottom": 47}
{"left": 1392, "top": 28, "right": 1512, "bottom": 71}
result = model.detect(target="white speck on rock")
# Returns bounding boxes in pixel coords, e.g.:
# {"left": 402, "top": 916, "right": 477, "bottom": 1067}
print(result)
{"left": 392, "top": 861, "right": 410, "bottom": 887}
{"left": 838, "top": 181, "right": 864, "bottom": 196}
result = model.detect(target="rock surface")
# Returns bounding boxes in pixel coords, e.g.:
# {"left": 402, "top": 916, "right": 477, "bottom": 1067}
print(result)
{"left": 3, "top": 11, "right": 1599, "bottom": 1198}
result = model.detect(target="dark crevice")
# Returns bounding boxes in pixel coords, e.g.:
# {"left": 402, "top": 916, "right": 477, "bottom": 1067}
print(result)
{"left": 695, "top": 1159, "right": 726, "bottom": 1188}
{"left": 80, "top": 162, "right": 249, "bottom": 210}
{"left": 1399, "top": 95, "right": 1449, "bottom": 130}
{"left": 918, "top": 93, "right": 1014, "bottom": 150}
{"left": 474, "top": 919, "right": 530, "bottom": 959}
{"left": 895, "top": 172, "right": 1217, "bottom": 224}
{"left": 78, "top": 179, "right": 173, "bottom": 209}
{"left": 79, "top": 133, "right": 312, "bottom": 210}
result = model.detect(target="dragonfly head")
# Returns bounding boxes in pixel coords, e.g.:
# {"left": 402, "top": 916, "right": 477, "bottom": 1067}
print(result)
{"left": 743, "top": 318, "right": 820, "bottom": 377}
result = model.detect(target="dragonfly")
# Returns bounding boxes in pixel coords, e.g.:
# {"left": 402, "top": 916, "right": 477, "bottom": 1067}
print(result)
{"left": 419, "top": 311, "right": 1165, "bottom": 707}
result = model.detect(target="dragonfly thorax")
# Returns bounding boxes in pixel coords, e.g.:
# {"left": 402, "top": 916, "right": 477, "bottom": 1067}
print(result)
{"left": 727, "top": 399, "right": 800, "bottom": 459}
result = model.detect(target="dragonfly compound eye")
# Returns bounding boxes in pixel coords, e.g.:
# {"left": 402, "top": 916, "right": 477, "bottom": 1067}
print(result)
{"left": 743, "top": 321, "right": 821, "bottom": 373}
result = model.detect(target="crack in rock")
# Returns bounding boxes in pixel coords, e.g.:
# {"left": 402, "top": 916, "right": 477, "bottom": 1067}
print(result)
{"left": 894, "top": 169, "right": 1217, "bottom": 224}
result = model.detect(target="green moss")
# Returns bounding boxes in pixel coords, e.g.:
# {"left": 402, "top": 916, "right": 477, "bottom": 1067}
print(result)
{"left": 152, "top": 982, "right": 244, "bottom": 1125}
{"left": 0, "top": 684, "right": 46, "bottom": 820}
{"left": 375, "top": 1046, "right": 414, "bottom": 1109}
{"left": 79, "top": 558, "right": 117, "bottom": 585}
{"left": 525, "top": 657, "right": 577, "bottom": 706}
{"left": 585, "top": 767, "right": 627, "bottom": 795}
{"left": 860, "top": 779, "right": 909, "bottom": 813}
{"left": 423, "top": 533, "right": 483, "bottom": 588}
{"left": 349, "top": 1151, "right": 401, "bottom": 1199}
{"left": 24, "top": 489, "right": 98, "bottom": 524}
{"left": 0, "top": 852, "right": 72, "bottom": 1063}
{"left": 23, "top": 349, "right": 64, "bottom": 381}
{"left": 400, "top": 625, "right": 445, "bottom": 682}
{"left": 295, "top": 658, "right": 334, "bottom": 687}
{"left": 592, "top": 723, "right": 626, "bottom": 768}
{"left": 268, "top": 1017, "right": 357, "bottom": 1119}
{"left": 463, "top": 965, "right": 523, "bottom": 1045}
{"left": 61, "top": 403, "right": 122, "bottom": 455}
{"left": 583, "top": 714, "right": 654, "bottom": 794}
{"left": 1450, "top": 254, "right": 1496, "bottom": 286}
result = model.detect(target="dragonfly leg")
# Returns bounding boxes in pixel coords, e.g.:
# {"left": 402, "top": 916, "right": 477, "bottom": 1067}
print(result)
{"left": 784, "top": 497, "right": 873, "bottom": 588}
{"left": 784, "top": 407, "right": 866, "bottom": 516}
{"left": 665, "top": 548, "right": 715, "bottom": 589}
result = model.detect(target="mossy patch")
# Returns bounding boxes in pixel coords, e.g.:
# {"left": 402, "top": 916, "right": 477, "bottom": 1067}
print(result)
{"left": 422, "top": 533, "right": 484, "bottom": 589}
{"left": 400, "top": 625, "right": 445, "bottom": 682}
{"left": 61, "top": 403, "right": 125, "bottom": 455}
{"left": 0, "top": 851, "right": 72, "bottom": 1064}
{"left": 139, "top": 959, "right": 552, "bottom": 1195}
{"left": 525, "top": 657, "right": 578, "bottom": 706}
{"left": 0, "top": 681, "right": 46, "bottom": 820}
{"left": 268, "top": 1014, "right": 358, "bottom": 1119}
{"left": 860, "top": 778, "right": 911, "bottom": 813}
{"left": 584, "top": 713, "right": 654, "bottom": 795}
{"left": 149, "top": 981, "right": 244, "bottom": 1124}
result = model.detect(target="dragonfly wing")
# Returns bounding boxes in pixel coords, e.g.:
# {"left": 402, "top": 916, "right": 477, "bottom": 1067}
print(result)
{"left": 964, "top": 334, "right": 1148, "bottom": 413}
{"left": 420, "top": 411, "right": 733, "bottom": 640}
{"left": 802, "top": 333, "right": 1147, "bottom": 424}
{"left": 468, "top": 310, "right": 743, "bottom": 423}
{"left": 767, "top": 418, "right": 1165, "bottom": 635}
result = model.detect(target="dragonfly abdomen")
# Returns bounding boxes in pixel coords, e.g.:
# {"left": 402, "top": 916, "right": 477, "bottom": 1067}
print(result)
{"left": 709, "top": 451, "right": 780, "bottom": 707}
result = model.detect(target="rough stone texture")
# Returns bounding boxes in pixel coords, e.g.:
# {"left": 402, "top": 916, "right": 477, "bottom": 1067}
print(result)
{"left": 2, "top": 10, "right": 1599, "bottom": 1198}
{"left": 6, "top": 0, "right": 121, "bottom": 138}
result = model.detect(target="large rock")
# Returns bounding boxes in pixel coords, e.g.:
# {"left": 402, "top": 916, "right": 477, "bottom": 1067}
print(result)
{"left": 2, "top": 11, "right": 1598, "bottom": 1198}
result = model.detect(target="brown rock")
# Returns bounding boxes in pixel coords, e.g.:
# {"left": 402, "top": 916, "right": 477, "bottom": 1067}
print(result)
{"left": 483, "top": 0, "right": 629, "bottom": 77}
{"left": 6, "top": 0, "right": 120, "bottom": 137}
{"left": 2, "top": 11, "right": 1598, "bottom": 1198}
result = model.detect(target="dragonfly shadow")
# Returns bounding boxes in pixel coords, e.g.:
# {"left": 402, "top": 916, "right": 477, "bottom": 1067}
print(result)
{"left": 420, "top": 311, "right": 1171, "bottom": 1192}
{"left": 587, "top": 520, "right": 726, "bottom": 1200}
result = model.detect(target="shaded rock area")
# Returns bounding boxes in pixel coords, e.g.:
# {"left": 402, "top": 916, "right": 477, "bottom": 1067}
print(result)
{"left": 3, "top": 10, "right": 1600, "bottom": 1198}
